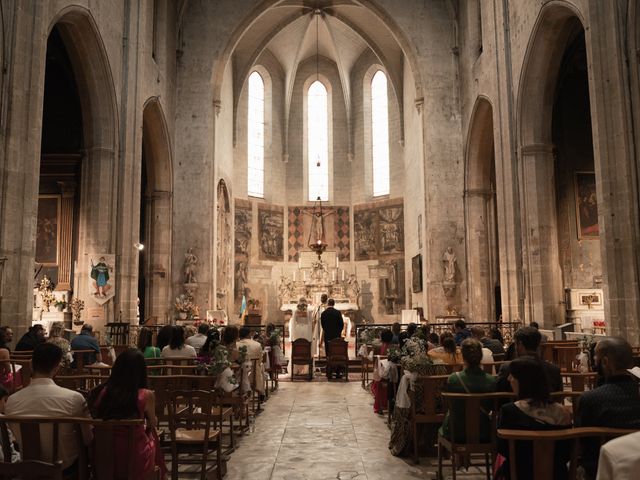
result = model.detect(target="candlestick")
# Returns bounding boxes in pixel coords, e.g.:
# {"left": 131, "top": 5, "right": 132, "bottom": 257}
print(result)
{"left": 294, "top": 270, "right": 297, "bottom": 281}
{"left": 332, "top": 270, "right": 336, "bottom": 282}
{"left": 342, "top": 269, "right": 345, "bottom": 281}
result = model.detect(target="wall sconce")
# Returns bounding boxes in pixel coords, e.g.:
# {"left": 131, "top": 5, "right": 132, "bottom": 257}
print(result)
{"left": 134, "top": 242, "right": 145, "bottom": 251}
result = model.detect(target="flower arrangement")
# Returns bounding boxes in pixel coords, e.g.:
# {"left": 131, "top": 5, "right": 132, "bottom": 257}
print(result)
{"left": 237, "top": 345, "right": 248, "bottom": 364}
{"left": 359, "top": 326, "right": 384, "bottom": 344}
{"left": 54, "top": 294, "right": 67, "bottom": 311}
{"left": 402, "top": 336, "right": 427, "bottom": 358}
{"left": 38, "top": 276, "right": 56, "bottom": 312}
{"left": 266, "top": 328, "right": 282, "bottom": 347}
{"left": 247, "top": 298, "right": 261, "bottom": 311}
{"left": 387, "top": 345, "right": 403, "bottom": 363}
{"left": 70, "top": 297, "right": 85, "bottom": 323}
{"left": 175, "top": 294, "right": 198, "bottom": 318}
{"left": 401, "top": 353, "right": 437, "bottom": 374}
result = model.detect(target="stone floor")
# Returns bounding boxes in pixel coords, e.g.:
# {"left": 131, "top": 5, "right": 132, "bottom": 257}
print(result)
{"left": 224, "top": 381, "right": 489, "bottom": 480}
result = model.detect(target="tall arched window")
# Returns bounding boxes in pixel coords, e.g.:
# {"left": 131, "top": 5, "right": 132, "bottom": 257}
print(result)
{"left": 371, "top": 70, "right": 390, "bottom": 197}
{"left": 247, "top": 71, "right": 264, "bottom": 198}
{"left": 308, "top": 80, "right": 329, "bottom": 201}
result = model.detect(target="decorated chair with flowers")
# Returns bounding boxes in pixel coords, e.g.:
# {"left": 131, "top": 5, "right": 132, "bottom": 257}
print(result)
{"left": 291, "top": 339, "right": 313, "bottom": 381}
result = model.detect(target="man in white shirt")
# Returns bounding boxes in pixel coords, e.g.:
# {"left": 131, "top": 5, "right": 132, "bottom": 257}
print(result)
{"left": 596, "top": 431, "right": 640, "bottom": 480}
{"left": 470, "top": 327, "right": 495, "bottom": 364}
{"left": 185, "top": 323, "right": 209, "bottom": 353}
{"left": 236, "top": 326, "right": 265, "bottom": 396}
{"left": 6, "top": 343, "right": 92, "bottom": 471}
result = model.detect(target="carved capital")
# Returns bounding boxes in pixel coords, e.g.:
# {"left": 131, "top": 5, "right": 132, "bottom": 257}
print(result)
{"left": 414, "top": 97, "right": 424, "bottom": 114}
{"left": 213, "top": 100, "right": 222, "bottom": 116}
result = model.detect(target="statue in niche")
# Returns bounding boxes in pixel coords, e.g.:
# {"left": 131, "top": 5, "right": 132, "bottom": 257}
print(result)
{"left": 442, "top": 247, "right": 456, "bottom": 283}
{"left": 235, "top": 261, "right": 248, "bottom": 299}
{"left": 277, "top": 275, "right": 295, "bottom": 301}
{"left": 346, "top": 274, "right": 361, "bottom": 301}
{"left": 310, "top": 260, "right": 329, "bottom": 284}
{"left": 183, "top": 248, "right": 198, "bottom": 284}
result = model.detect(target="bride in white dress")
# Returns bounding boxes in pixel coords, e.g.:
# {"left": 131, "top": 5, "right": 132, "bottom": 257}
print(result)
{"left": 289, "top": 298, "right": 316, "bottom": 374}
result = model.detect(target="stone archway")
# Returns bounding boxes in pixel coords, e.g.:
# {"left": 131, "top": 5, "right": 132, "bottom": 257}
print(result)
{"left": 140, "top": 98, "right": 173, "bottom": 324}
{"left": 517, "top": 5, "right": 588, "bottom": 327}
{"left": 465, "top": 97, "right": 500, "bottom": 322}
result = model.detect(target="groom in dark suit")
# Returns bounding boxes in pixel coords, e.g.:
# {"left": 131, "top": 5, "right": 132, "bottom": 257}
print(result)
{"left": 321, "top": 298, "right": 344, "bottom": 378}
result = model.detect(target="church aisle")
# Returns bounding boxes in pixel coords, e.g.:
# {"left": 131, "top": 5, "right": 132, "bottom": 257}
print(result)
{"left": 225, "top": 382, "right": 435, "bottom": 480}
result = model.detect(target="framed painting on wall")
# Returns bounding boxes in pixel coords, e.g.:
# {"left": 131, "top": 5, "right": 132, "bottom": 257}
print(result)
{"left": 35, "top": 195, "right": 60, "bottom": 266}
{"left": 411, "top": 254, "right": 422, "bottom": 293}
{"left": 575, "top": 172, "right": 599, "bottom": 239}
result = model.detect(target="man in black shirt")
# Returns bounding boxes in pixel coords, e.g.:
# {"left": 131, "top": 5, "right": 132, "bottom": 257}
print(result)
{"left": 471, "top": 326, "right": 504, "bottom": 357}
{"left": 496, "top": 326, "right": 562, "bottom": 392}
{"left": 15, "top": 324, "right": 45, "bottom": 351}
{"left": 576, "top": 337, "right": 640, "bottom": 480}
{"left": 320, "top": 298, "right": 344, "bottom": 378}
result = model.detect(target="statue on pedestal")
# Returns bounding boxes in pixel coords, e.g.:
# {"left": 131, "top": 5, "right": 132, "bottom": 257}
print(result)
{"left": 184, "top": 248, "right": 198, "bottom": 284}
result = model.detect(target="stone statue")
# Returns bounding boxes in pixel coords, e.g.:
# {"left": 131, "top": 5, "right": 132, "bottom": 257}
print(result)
{"left": 235, "top": 261, "right": 248, "bottom": 299}
{"left": 443, "top": 247, "right": 456, "bottom": 283}
{"left": 346, "top": 273, "right": 361, "bottom": 300}
{"left": 184, "top": 248, "right": 198, "bottom": 284}
{"left": 277, "top": 275, "right": 294, "bottom": 301}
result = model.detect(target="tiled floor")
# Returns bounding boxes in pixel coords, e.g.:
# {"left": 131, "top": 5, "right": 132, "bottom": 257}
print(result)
{"left": 224, "top": 381, "right": 488, "bottom": 480}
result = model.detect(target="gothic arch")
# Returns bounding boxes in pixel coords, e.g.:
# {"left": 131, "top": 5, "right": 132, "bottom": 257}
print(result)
{"left": 464, "top": 97, "right": 499, "bottom": 321}
{"left": 141, "top": 98, "right": 173, "bottom": 322}
{"left": 517, "top": 2, "right": 588, "bottom": 326}
{"left": 215, "top": 179, "right": 232, "bottom": 312}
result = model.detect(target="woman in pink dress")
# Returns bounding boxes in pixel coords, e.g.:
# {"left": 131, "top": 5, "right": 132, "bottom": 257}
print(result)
{"left": 89, "top": 349, "right": 167, "bottom": 479}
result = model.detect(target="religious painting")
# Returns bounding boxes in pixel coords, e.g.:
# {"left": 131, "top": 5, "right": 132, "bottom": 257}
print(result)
{"left": 36, "top": 195, "right": 60, "bottom": 265}
{"left": 379, "top": 206, "right": 404, "bottom": 254}
{"left": 234, "top": 203, "right": 252, "bottom": 256}
{"left": 575, "top": 172, "right": 599, "bottom": 239}
{"left": 258, "top": 206, "right": 284, "bottom": 260}
{"left": 88, "top": 253, "right": 115, "bottom": 305}
{"left": 412, "top": 254, "right": 422, "bottom": 293}
{"left": 354, "top": 210, "right": 377, "bottom": 260}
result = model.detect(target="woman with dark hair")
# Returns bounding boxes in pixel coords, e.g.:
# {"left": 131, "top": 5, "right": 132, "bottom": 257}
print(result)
{"left": 155, "top": 325, "right": 173, "bottom": 352}
{"left": 496, "top": 356, "right": 571, "bottom": 480}
{"left": 440, "top": 338, "right": 496, "bottom": 441}
{"left": 428, "top": 332, "right": 462, "bottom": 364}
{"left": 160, "top": 326, "right": 196, "bottom": 358}
{"left": 0, "top": 329, "right": 12, "bottom": 390}
{"left": 198, "top": 329, "right": 221, "bottom": 363}
{"left": 372, "top": 329, "right": 394, "bottom": 414}
{"left": 137, "top": 327, "right": 160, "bottom": 360}
{"left": 89, "top": 349, "right": 167, "bottom": 478}
{"left": 221, "top": 325, "right": 240, "bottom": 363}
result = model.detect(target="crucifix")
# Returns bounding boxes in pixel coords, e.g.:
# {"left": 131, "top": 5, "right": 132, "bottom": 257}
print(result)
{"left": 303, "top": 197, "right": 335, "bottom": 247}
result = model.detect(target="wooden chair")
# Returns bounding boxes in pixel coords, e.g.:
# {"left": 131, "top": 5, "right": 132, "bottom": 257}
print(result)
{"left": 550, "top": 391, "right": 583, "bottom": 419}
{"left": 9, "top": 359, "right": 32, "bottom": 392}
{"left": 563, "top": 372, "right": 598, "bottom": 392}
{"left": 265, "top": 347, "right": 280, "bottom": 392}
{"left": 554, "top": 345, "right": 581, "bottom": 372}
{"left": 481, "top": 361, "right": 506, "bottom": 375}
{"left": 326, "top": 338, "right": 349, "bottom": 381}
{"left": 168, "top": 390, "right": 223, "bottom": 480}
{"left": 409, "top": 375, "right": 449, "bottom": 463}
{"left": 497, "top": 426, "right": 639, "bottom": 480}
{"left": 54, "top": 374, "right": 107, "bottom": 396}
{"left": 0, "top": 415, "right": 89, "bottom": 479}
{"left": 290, "top": 339, "right": 313, "bottom": 381}
{"left": 71, "top": 349, "right": 101, "bottom": 372}
{"left": 438, "top": 392, "right": 515, "bottom": 480}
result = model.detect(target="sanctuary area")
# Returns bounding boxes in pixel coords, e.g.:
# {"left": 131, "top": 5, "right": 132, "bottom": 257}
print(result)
{"left": 0, "top": 1, "right": 639, "bottom": 479}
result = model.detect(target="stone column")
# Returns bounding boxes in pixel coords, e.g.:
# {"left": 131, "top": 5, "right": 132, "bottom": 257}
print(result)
{"left": 586, "top": 0, "right": 640, "bottom": 342}
{"left": 465, "top": 188, "right": 493, "bottom": 321}
{"left": 519, "top": 144, "right": 564, "bottom": 327}
{"left": 55, "top": 182, "right": 76, "bottom": 291}
{"left": 145, "top": 190, "right": 172, "bottom": 324}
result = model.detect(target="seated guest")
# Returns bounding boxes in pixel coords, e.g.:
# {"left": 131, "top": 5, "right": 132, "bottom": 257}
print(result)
{"left": 428, "top": 332, "right": 462, "bottom": 364}
{"left": 6, "top": 343, "right": 92, "bottom": 471}
{"left": 236, "top": 326, "right": 265, "bottom": 397}
{"left": 529, "top": 321, "right": 548, "bottom": 343}
{"left": 427, "top": 332, "right": 440, "bottom": 350}
{"left": 440, "top": 338, "right": 496, "bottom": 442}
{"left": 471, "top": 326, "right": 504, "bottom": 357}
{"left": 398, "top": 323, "right": 417, "bottom": 347}
{"left": 0, "top": 327, "right": 13, "bottom": 351}
{"left": 0, "top": 385, "right": 20, "bottom": 462}
{"left": 161, "top": 326, "right": 197, "bottom": 358}
{"left": 469, "top": 327, "right": 495, "bottom": 363}
{"left": 46, "top": 322, "right": 72, "bottom": 368}
{"left": 199, "top": 329, "right": 221, "bottom": 363}
{"left": 596, "top": 431, "right": 640, "bottom": 480}
{"left": 221, "top": 325, "right": 240, "bottom": 363}
{"left": 576, "top": 338, "right": 640, "bottom": 480}
{"left": 89, "top": 349, "right": 167, "bottom": 478}
{"left": 155, "top": 324, "right": 173, "bottom": 351}
{"left": 15, "top": 324, "right": 45, "bottom": 351}
{"left": 371, "top": 329, "right": 393, "bottom": 414}
{"left": 490, "top": 327, "right": 505, "bottom": 345}
{"left": 496, "top": 326, "right": 562, "bottom": 392}
{"left": 185, "top": 323, "right": 209, "bottom": 353}
{"left": 391, "top": 322, "right": 401, "bottom": 345}
{"left": 453, "top": 319, "right": 472, "bottom": 346}
{"left": 0, "top": 329, "right": 12, "bottom": 390}
{"left": 496, "top": 357, "right": 572, "bottom": 480}
{"left": 137, "top": 327, "right": 161, "bottom": 359}
{"left": 70, "top": 324, "right": 106, "bottom": 366}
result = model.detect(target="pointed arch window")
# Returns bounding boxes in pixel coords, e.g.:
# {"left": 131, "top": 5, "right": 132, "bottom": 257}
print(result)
{"left": 308, "top": 80, "right": 329, "bottom": 201}
{"left": 247, "top": 71, "right": 265, "bottom": 198}
{"left": 371, "top": 70, "right": 390, "bottom": 197}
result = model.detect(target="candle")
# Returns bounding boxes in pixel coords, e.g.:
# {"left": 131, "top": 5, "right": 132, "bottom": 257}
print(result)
{"left": 342, "top": 270, "right": 345, "bottom": 281}
{"left": 336, "top": 257, "right": 339, "bottom": 268}
{"left": 332, "top": 270, "right": 336, "bottom": 282}
{"left": 294, "top": 270, "right": 297, "bottom": 281}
